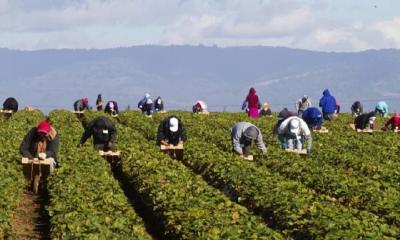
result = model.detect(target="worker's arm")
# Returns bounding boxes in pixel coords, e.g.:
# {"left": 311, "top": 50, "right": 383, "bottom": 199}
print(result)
{"left": 109, "top": 124, "right": 117, "bottom": 143}
{"left": 255, "top": 132, "right": 267, "bottom": 153}
{"left": 156, "top": 121, "right": 165, "bottom": 144}
{"left": 305, "top": 134, "right": 312, "bottom": 153}
{"left": 180, "top": 124, "right": 187, "bottom": 142}
{"left": 231, "top": 129, "right": 243, "bottom": 154}
{"left": 19, "top": 128, "right": 35, "bottom": 159}
{"left": 80, "top": 122, "right": 93, "bottom": 144}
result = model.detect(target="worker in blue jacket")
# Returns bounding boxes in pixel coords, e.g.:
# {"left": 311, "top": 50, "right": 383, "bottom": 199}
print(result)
{"left": 302, "top": 107, "right": 323, "bottom": 130}
{"left": 375, "top": 101, "right": 389, "bottom": 117}
{"left": 319, "top": 89, "right": 337, "bottom": 121}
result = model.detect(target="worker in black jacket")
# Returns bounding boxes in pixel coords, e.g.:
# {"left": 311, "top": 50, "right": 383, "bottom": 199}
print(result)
{"left": 354, "top": 111, "right": 376, "bottom": 130}
{"left": 3, "top": 97, "right": 18, "bottom": 112}
{"left": 79, "top": 116, "right": 116, "bottom": 151}
{"left": 20, "top": 120, "right": 59, "bottom": 171}
{"left": 157, "top": 116, "right": 187, "bottom": 146}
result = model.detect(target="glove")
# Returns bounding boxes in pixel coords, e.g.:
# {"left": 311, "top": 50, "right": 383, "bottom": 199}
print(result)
{"left": 38, "top": 152, "right": 47, "bottom": 160}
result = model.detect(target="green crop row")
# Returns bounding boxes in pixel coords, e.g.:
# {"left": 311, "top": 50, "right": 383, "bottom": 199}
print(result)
{"left": 79, "top": 111, "right": 285, "bottom": 240}
{"left": 171, "top": 112, "right": 400, "bottom": 227}
{"left": 0, "top": 110, "right": 44, "bottom": 238}
{"left": 47, "top": 110, "right": 152, "bottom": 239}
{"left": 119, "top": 111, "right": 399, "bottom": 239}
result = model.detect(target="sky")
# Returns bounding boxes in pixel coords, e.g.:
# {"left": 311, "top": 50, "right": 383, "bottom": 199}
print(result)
{"left": 0, "top": 0, "right": 400, "bottom": 52}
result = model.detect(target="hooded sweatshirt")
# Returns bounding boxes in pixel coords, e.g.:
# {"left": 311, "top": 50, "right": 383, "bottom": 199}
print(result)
{"left": 231, "top": 122, "right": 266, "bottom": 154}
{"left": 375, "top": 101, "right": 389, "bottom": 117}
{"left": 80, "top": 116, "right": 116, "bottom": 145}
{"left": 302, "top": 107, "right": 323, "bottom": 128}
{"left": 242, "top": 88, "right": 260, "bottom": 110}
{"left": 385, "top": 113, "right": 400, "bottom": 129}
{"left": 3, "top": 97, "right": 18, "bottom": 112}
{"left": 157, "top": 116, "right": 187, "bottom": 145}
{"left": 319, "top": 89, "right": 337, "bottom": 115}
{"left": 20, "top": 127, "right": 59, "bottom": 163}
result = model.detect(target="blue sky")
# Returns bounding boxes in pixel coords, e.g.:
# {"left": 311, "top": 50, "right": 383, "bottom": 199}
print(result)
{"left": 0, "top": 0, "right": 399, "bottom": 51}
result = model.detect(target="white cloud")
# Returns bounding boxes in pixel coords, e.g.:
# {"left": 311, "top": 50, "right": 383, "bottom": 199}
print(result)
{"left": 0, "top": 0, "right": 399, "bottom": 51}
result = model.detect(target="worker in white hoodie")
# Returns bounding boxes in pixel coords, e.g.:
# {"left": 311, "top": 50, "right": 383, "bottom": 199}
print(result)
{"left": 277, "top": 116, "right": 312, "bottom": 155}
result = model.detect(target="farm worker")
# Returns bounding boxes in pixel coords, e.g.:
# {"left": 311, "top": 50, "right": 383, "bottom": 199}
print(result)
{"left": 375, "top": 101, "right": 389, "bottom": 117}
{"left": 192, "top": 100, "right": 208, "bottom": 113}
{"left": 382, "top": 113, "right": 400, "bottom": 131}
{"left": 138, "top": 93, "right": 154, "bottom": 116}
{"left": 74, "top": 97, "right": 89, "bottom": 111}
{"left": 154, "top": 96, "right": 164, "bottom": 112}
{"left": 302, "top": 107, "right": 323, "bottom": 130}
{"left": 3, "top": 97, "right": 18, "bottom": 112}
{"left": 351, "top": 101, "right": 363, "bottom": 117}
{"left": 259, "top": 102, "right": 272, "bottom": 116}
{"left": 231, "top": 122, "right": 267, "bottom": 156}
{"left": 274, "top": 108, "right": 297, "bottom": 134}
{"left": 96, "top": 94, "right": 104, "bottom": 111}
{"left": 319, "top": 89, "right": 337, "bottom": 121}
{"left": 79, "top": 116, "right": 116, "bottom": 151}
{"left": 20, "top": 120, "right": 59, "bottom": 171}
{"left": 157, "top": 116, "right": 187, "bottom": 146}
{"left": 242, "top": 87, "right": 261, "bottom": 118}
{"left": 354, "top": 111, "right": 376, "bottom": 130}
{"left": 295, "top": 95, "right": 311, "bottom": 116}
{"left": 278, "top": 116, "right": 312, "bottom": 155}
{"left": 104, "top": 101, "right": 119, "bottom": 117}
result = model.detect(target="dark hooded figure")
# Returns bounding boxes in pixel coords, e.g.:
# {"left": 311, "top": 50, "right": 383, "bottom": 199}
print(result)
{"left": 96, "top": 94, "right": 103, "bottom": 111}
{"left": 231, "top": 122, "right": 266, "bottom": 156}
{"left": 351, "top": 101, "right": 363, "bottom": 117}
{"left": 157, "top": 116, "right": 187, "bottom": 146}
{"left": 3, "top": 97, "right": 18, "bottom": 112}
{"left": 79, "top": 116, "right": 116, "bottom": 151}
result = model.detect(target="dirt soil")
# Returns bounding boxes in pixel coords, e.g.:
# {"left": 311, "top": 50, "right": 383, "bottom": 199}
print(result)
{"left": 10, "top": 189, "right": 50, "bottom": 240}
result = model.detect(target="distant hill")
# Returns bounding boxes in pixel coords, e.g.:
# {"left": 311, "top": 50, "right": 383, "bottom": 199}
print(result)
{"left": 0, "top": 45, "right": 399, "bottom": 113}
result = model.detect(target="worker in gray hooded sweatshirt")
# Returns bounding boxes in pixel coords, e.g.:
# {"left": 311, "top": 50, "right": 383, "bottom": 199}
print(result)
{"left": 231, "top": 122, "right": 267, "bottom": 156}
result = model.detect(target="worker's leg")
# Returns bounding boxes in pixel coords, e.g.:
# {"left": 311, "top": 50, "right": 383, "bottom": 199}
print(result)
{"left": 243, "top": 142, "right": 252, "bottom": 156}
{"left": 287, "top": 138, "right": 294, "bottom": 150}
{"left": 48, "top": 158, "right": 56, "bottom": 172}
{"left": 94, "top": 143, "right": 106, "bottom": 151}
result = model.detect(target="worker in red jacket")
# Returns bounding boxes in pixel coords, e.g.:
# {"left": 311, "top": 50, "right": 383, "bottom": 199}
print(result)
{"left": 382, "top": 113, "right": 400, "bottom": 131}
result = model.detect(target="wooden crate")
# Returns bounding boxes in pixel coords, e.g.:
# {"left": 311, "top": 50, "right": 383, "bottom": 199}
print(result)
{"left": 99, "top": 150, "right": 121, "bottom": 157}
{"left": 21, "top": 158, "right": 51, "bottom": 179}
{"left": 160, "top": 143, "right": 184, "bottom": 150}
{"left": 285, "top": 149, "right": 307, "bottom": 155}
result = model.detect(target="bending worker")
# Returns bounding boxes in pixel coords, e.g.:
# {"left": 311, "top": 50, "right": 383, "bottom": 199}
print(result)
{"left": 20, "top": 120, "right": 59, "bottom": 171}
{"left": 74, "top": 97, "right": 89, "bottom": 111}
{"left": 295, "top": 95, "right": 311, "bottom": 116}
{"left": 104, "top": 100, "right": 119, "bottom": 116}
{"left": 302, "top": 107, "right": 323, "bottom": 130}
{"left": 354, "top": 111, "right": 376, "bottom": 130}
{"left": 231, "top": 122, "right": 267, "bottom": 156}
{"left": 79, "top": 116, "right": 116, "bottom": 151}
{"left": 351, "top": 101, "right": 363, "bottom": 117}
{"left": 382, "top": 113, "right": 400, "bottom": 131}
{"left": 138, "top": 93, "right": 154, "bottom": 116}
{"left": 319, "top": 89, "right": 336, "bottom": 120}
{"left": 3, "top": 97, "right": 18, "bottom": 112}
{"left": 375, "top": 101, "right": 389, "bottom": 117}
{"left": 193, "top": 100, "right": 208, "bottom": 113}
{"left": 278, "top": 116, "right": 312, "bottom": 155}
{"left": 157, "top": 116, "right": 187, "bottom": 146}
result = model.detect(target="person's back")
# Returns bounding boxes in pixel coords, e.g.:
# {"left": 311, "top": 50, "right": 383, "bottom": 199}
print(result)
{"left": 74, "top": 98, "right": 89, "bottom": 111}
{"left": 375, "top": 101, "right": 389, "bottom": 117}
{"left": 157, "top": 116, "right": 187, "bottom": 146}
{"left": 319, "top": 89, "right": 336, "bottom": 120}
{"left": 296, "top": 95, "right": 311, "bottom": 115}
{"left": 80, "top": 116, "right": 116, "bottom": 150}
{"left": 3, "top": 97, "right": 18, "bottom": 112}
{"left": 96, "top": 94, "right": 103, "bottom": 111}
{"left": 355, "top": 112, "right": 375, "bottom": 130}
{"left": 155, "top": 97, "right": 164, "bottom": 112}
{"left": 105, "top": 101, "right": 119, "bottom": 115}
{"left": 351, "top": 101, "right": 363, "bottom": 117}
{"left": 302, "top": 107, "right": 323, "bottom": 129}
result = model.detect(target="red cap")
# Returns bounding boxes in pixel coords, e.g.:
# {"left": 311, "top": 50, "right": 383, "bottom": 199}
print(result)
{"left": 83, "top": 97, "right": 88, "bottom": 105}
{"left": 37, "top": 120, "right": 51, "bottom": 134}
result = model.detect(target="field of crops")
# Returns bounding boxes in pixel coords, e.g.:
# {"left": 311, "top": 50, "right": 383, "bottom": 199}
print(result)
{"left": 1, "top": 109, "right": 400, "bottom": 239}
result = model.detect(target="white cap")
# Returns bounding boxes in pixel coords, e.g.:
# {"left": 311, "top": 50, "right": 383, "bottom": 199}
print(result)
{"left": 289, "top": 119, "right": 300, "bottom": 135}
{"left": 145, "top": 93, "right": 150, "bottom": 98}
{"left": 169, "top": 117, "right": 179, "bottom": 132}
{"left": 369, "top": 116, "right": 376, "bottom": 124}
{"left": 109, "top": 102, "right": 114, "bottom": 110}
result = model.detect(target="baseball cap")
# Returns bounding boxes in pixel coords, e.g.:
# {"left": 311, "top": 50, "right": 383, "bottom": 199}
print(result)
{"left": 169, "top": 117, "right": 179, "bottom": 132}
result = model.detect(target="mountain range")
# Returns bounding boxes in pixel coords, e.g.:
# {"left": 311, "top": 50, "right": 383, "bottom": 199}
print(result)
{"left": 0, "top": 45, "right": 399, "bottom": 113}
